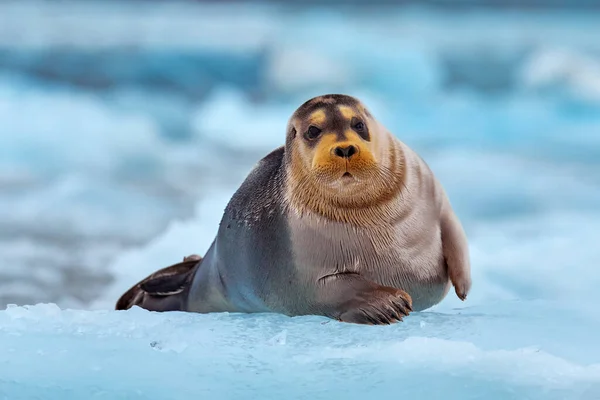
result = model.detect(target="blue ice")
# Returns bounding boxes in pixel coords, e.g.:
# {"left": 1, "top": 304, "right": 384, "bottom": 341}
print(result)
{"left": 1, "top": 1, "right": 600, "bottom": 399}
{"left": 1, "top": 301, "right": 599, "bottom": 400}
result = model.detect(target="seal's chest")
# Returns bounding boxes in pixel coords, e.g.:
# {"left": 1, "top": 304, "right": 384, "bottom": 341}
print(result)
{"left": 289, "top": 216, "right": 443, "bottom": 281}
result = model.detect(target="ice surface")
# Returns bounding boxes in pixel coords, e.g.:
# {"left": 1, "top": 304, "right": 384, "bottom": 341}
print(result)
{"left": 1, "top": 2, "right": 600, "bottom": 398}
{"left": 1, "top": 301, "right": 599, "bottom": 400}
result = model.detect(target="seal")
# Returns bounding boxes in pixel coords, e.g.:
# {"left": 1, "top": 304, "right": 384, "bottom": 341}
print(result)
{"left": 115, "top": 94, "right": 471, "bottom": 325}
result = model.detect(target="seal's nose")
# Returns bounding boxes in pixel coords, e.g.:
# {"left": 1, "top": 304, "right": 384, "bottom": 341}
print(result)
{"left": 333, "top": 145, "right": 358, "bottom": 159}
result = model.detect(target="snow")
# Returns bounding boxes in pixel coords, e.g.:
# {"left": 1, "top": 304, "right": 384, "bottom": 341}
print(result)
{"left": 1, "top": 1, "right": 600, "bottom": 398}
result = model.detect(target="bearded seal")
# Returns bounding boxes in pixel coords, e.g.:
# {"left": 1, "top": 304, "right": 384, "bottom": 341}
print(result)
{"left": 115, "top": 94, "right": 471, "bottom": 325}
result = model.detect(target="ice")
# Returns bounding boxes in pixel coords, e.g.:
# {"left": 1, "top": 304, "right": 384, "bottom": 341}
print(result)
{"left": 1, "top": 302, "right": 599, "bottom": 399}
{"left": 192, "top": 87, "right": 296, "bottom": 151}
{"left": 520, "top": 47, "right": 600, "bottom": 103}
{"left": 267, "top": 46, "right": 354, "bottom": 94}
{"left": 0, "top": 0, "right": 274, "bottom": 50}
{"left": 0, "top": 81, "right": 163, "bottom": 174}
{"left": 1, "top": 2, "right": 600, "bottom": 397}
{"left": 0, "top": 77, "right": 216, "bottom": 307}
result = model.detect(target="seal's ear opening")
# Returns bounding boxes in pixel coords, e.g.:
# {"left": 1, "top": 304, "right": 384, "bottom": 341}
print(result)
{"left": 290, "top": 127, "right": 297, "bottom": 138}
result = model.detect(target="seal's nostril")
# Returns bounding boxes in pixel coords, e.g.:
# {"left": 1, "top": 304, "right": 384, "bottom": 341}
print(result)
{"left": 334, "top": 145, "right": 358, "bottom": 159}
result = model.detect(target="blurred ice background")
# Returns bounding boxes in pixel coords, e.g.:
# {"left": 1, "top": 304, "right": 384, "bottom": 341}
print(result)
{"left": 1, "top": 0, "right": 600, "bottom": 398}
{"left": 2, "top": 0, "right": 600, "bottom": 310}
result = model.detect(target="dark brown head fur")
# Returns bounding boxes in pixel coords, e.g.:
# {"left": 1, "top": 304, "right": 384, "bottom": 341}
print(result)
{"left": 285, "top": 94, "right": 372, "bottom": 150}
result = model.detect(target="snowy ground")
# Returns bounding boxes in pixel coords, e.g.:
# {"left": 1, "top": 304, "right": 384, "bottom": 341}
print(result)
{"left": 1, "top": 1, "right": 600, "bottom": 398}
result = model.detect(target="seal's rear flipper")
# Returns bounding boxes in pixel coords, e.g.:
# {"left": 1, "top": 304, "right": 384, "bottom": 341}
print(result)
{"left": 140, "top": 273, "right": 189, "bottom": 296}
{"left": 115, "top": 255, "right": 202, "bottom": 312}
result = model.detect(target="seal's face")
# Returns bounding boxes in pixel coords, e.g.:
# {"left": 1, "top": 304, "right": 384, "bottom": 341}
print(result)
{"left": 287, "top": 95, "right": 382, "bottom": 192}
{"left": 285, "top": 94, "right": 405, "bottom": 222}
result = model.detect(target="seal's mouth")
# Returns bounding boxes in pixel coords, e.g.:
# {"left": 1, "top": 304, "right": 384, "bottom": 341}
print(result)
{"left": 338, "top": 171, "right": 358, "bottom": 184}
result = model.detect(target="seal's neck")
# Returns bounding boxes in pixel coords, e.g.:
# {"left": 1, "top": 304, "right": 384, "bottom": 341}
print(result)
{"left": 284, "top": 136, "right": 408, "bottom": 228}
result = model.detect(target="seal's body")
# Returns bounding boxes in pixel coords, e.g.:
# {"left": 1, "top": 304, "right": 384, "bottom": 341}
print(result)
{"left": 116, "top": 94, "right": 471, "bottom": 324}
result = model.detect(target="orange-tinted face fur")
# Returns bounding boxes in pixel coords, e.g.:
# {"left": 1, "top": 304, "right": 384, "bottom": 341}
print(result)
{"left": 289, "top": 97, "right": 380, "bottom": 187}
{"left": 285, "top": 94, "right": 405, "bottom": 222}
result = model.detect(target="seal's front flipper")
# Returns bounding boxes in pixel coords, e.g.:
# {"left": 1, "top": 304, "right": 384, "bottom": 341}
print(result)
{"left": 336, "top": 286, "right": 412, "bottom": 325}
{"left": 317, "top": 273, "right": 412, "bottom": 325}
{"left": 115, "top": 255, "right": 202, "bottom": 312}
{"left": 440, "top": 198, "right": 471, "bottom": 301}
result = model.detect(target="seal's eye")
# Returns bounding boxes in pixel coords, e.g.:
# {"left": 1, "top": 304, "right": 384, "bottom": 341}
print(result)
{"left": 305, "top": 126, "right": 322, "bottom": 140}
{"left": 351, "top": 118, "right": 369, "bottom": 141}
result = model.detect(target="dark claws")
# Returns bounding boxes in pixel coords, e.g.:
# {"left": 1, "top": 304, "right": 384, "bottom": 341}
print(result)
{"left": 335, "top": 286, "right": 413, "bottom": 325}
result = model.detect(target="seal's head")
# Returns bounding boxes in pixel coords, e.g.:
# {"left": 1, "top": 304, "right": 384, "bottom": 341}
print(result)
{"left": 285, "top": 94, "right": 406, "bottom": 223}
